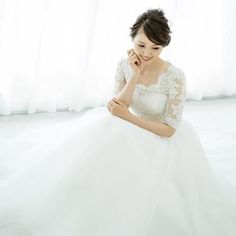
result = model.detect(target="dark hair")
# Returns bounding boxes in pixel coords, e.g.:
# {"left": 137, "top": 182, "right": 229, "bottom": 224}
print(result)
{"left": 129, "top": 8, "right": 171, "bottom": 47}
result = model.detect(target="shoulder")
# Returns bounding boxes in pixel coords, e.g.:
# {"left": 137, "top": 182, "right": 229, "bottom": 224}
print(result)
{"left": 115, "top": 56, "right": 132, "bottom": 79}
{"left": 164, "top": 63, "right": 186, "bottom": 93}
{"left": 168, "top": 63, "right": 186, "bottom": 82}
{"left": 117, "top": 56, "right": 129, "bottom": 68}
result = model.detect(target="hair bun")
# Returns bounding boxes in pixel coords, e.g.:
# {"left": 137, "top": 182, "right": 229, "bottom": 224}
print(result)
{"left": 147, "top": 8, "right": 165, "bottom": 18}
{"left": 129, "top": 8, "right": 171, "bottom": 47}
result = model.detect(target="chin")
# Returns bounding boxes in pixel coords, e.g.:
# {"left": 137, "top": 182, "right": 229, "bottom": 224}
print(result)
{"left": 142, "top": 59, "right": 153, "bottom": 64}
{"left": 140, "top": 56, "right": 153, "bottom": 64}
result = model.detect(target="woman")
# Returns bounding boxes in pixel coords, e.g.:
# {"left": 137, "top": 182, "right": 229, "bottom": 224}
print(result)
{"left": 0, "top": 8, "right": 235, "bottom": 236}
{"left": 108, "top": 9, "right": 183, "bottom": 138}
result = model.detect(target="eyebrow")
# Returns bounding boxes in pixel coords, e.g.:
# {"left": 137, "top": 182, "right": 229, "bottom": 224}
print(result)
{"left": 138, "top": 40, "right": 160, "bottom": 46}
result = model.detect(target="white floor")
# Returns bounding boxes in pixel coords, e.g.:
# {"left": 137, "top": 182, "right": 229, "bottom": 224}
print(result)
{"left": 0, "top": 98, "right": 236, "bottom": 189}
{"left": 183, "top": 97, "right": 236, "bottom": 189}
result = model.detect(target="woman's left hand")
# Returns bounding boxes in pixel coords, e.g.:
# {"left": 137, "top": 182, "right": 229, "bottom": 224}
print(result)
{"left": 107, "top": 98, "right": 130, "bottom": 119}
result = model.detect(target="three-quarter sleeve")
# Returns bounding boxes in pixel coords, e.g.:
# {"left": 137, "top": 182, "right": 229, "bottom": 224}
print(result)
{"left": 163, "top": 70, "right": 186, "bottom": 129}
{"left": 113, "top": 58, "right": 126, "bottom": 96}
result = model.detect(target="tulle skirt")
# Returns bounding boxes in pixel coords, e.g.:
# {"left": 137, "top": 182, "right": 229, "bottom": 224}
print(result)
{"left": 0, "top": 107, "right": 235, "bottom": 236}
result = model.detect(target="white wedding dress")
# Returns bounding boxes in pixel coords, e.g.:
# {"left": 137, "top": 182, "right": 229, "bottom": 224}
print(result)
{"left": 0, "top": 57, "right": 235, "bottom": 236}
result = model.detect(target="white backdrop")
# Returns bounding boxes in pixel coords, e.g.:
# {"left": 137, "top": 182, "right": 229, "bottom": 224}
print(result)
{"left": 0, "top": 0, "right": 235, "bottom": 115}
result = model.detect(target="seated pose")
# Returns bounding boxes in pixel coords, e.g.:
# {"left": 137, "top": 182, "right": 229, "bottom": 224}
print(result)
{"left": 0, "top": 8, "right": 235, "bottom": 236}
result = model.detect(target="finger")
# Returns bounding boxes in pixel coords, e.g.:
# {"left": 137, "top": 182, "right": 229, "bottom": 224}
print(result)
{"left": 115, "top": 100, "right": 122, "bottom": 105}
{"left": 108, "top": 102, "right": 113, "bottom": 107}
{"left": 110, "top": 100, "right": 117, "bottom": 106}
{"left": 129, "top": 53, "right": 140, "bottom": 61}
{"left": 127, "top": 49, "right": 133, "bottom": 55}
{"left": 127, "top": 49, "right": 132, "bottom": 53}
{"left": 130, "top": 59, "right": 140, "bottom": 67}
{"left": 119, "top": 101, "right": 126, "bottom": 106}
{"left": 129, "top": 54, "right": 137, "bottom": 60}
{"left": 129, "top": 55, "right": 137, "bottom": 61}
{"left": 112, "top": 97, "right": 119, "bottom": 102}
{"left": 129, "top": 57, "right": 139, "bottom": 66}
{"left": 133, "top": 52, "right": 141, "bottom": 64}
{"left": 131, "top": 56, "right": 141, "bottom": 67}
{"left": 127, "top": 49, "right": 136, "bottom": 57}
{"left": 131, "top": 50, "right": 140, "bottom": 59}
{"left": 112, "top": 98, "right": 120, "bottom": 104}
{"left": 108, "top": 100, "right": 114, "bottom": 105}
{"left": 110, "top": 98, "right": 117, "bottom": 103}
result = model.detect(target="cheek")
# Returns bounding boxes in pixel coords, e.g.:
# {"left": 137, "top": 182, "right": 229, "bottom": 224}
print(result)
{"left": 133, "top": 46, "right": 141, "bottom": 54}
{"left": 153, "top": 50, "right": 162, "bottom": 57}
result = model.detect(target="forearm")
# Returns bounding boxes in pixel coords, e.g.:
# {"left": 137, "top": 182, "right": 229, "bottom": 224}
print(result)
{"left": 115, "top": 77, "right": 137, "bottom": 107}
{"left": 125, "top": 112, "right": 176, "bottom": 137}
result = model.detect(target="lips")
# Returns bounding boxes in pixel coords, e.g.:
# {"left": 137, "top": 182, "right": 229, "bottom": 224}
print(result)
{"left": 141, "top": 56, "right": 152, "bottom": 61}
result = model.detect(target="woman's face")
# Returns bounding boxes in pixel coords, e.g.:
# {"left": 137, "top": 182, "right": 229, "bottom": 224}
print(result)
{"left": 132, "top": 28, "right": 163, "bottom": 66}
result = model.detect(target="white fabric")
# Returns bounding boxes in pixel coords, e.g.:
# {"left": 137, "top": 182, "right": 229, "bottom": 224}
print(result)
{"left": 114, "top": 57, "right": 186, "bottom": 129}
{"left": 0, "top": 0, "right": 236, "bottom": 115}
{"left": 0, "top": 59, "right": 235, "bottom": 236}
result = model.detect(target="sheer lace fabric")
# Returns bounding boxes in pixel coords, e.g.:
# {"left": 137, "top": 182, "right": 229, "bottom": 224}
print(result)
{"left": 113, "top": 58, "right": 186, "bottom": 129}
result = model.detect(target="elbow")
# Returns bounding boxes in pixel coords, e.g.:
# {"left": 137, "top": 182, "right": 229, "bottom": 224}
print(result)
{"left": 167, "top": 130, "right": 175, "bottom": 137}
{"left": 164, "top": 125, "right": 176, "bottom": 137}
{"left": 160, "top": 123, "right": 176, "bottom": 138}
{"left": 167, "top": 128, "right": 176, "bottom": 137}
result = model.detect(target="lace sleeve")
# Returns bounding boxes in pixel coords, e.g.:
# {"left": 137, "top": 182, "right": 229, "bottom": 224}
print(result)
{"left": 163, "top": 70, "right": 186, "bottom": 129}
{"left": 113, "top": 58, "right": 126, "bottom": 96}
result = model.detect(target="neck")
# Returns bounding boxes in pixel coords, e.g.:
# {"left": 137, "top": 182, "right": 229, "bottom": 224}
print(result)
{"left": 142, "top": 57, "right": 164, "bottom": 72}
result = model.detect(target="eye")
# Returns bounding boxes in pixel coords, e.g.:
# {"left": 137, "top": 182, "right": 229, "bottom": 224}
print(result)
{"left": 138, "top": 44, "right": 145, "bottom": 48}
{"left": 153, "top": 47, "right": 160, "bottom": 50}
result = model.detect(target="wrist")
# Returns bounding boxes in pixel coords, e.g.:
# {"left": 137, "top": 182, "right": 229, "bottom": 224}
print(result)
{"left": 129, "top": 75, "right": 140, "bottom": 83}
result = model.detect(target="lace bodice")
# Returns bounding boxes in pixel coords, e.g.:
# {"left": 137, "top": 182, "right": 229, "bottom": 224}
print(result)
{"left": 113, "top": 57, "right": 186, "bottom": 129}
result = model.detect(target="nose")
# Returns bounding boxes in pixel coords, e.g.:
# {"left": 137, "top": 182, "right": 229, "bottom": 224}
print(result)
{"left": 143, "top": 50, "right": 152, "bottom": 58}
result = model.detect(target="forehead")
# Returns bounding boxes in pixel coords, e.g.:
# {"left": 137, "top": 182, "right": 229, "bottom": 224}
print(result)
{"left": 134, "top": 30, "right": 160, "bottom": 46}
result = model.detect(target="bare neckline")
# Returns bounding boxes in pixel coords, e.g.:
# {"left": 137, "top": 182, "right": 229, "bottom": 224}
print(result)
{"left": 136, "top": 62, "right": 172, "bottom": 89}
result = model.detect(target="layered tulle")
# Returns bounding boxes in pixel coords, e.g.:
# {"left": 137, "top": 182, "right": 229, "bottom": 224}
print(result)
{"left": 0, "top": 107, "right": 235, "bottom": 236}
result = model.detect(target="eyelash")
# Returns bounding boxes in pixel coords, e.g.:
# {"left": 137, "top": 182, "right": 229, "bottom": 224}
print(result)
{"left": 138, "top": 45, "right": 159, "bottom": 50}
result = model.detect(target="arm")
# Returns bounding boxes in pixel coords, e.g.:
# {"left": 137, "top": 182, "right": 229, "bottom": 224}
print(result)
{"left": 108, "top": 98, "right": 175, "bottom": 137}
{"left": 125, "top": 112, "right": 175, "bottom": 137}
{"left": 114, "top": 76, "right": 138, "bottom": 107}
{"left": 162, "top": 73, "right": 186, "bottom": 130}
{"left": 108, "top": 69, "right": 186, "bottom": 138}
{"left": 113, "top": 51, "right": 142, "bottom": 107}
